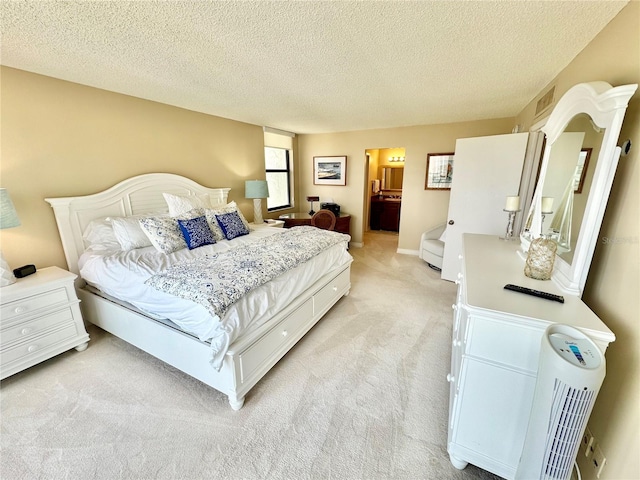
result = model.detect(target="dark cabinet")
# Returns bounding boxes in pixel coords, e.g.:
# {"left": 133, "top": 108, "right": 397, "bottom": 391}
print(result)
{"left": 370, "top": 198, "right": 401, "bottom": 232}
{"left": 370, "top": 201, "right": 383, "bottom": 230}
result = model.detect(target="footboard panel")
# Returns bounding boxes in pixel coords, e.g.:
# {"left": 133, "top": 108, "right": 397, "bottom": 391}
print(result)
{"left": 78, "top": 262, "right": 351, "bottom": 409}
{"left": 77, "top": 288, "right": 237, "bottom": 395}
{"left": 227, "top": 264, "right": 351, "bottom": 404}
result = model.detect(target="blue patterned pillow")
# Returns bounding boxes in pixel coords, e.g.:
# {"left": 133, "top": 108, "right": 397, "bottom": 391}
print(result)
{"left": 215, "top": 211, "right": 250, "bottom": 240}
{"left": 177, "top": 216, "right": 216, "bottom": 249}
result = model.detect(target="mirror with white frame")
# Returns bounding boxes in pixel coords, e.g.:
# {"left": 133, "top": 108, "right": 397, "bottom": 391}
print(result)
{"left": 521, "top": 81, "right": 637, "bottom": 296}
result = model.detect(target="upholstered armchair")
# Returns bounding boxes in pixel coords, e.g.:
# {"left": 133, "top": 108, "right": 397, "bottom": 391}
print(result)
{"left": 419, "top": 224, "right": 446, "bottom": 271}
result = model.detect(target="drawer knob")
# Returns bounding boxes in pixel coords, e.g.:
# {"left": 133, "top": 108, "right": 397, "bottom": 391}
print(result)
{"left": 447, "top": 374, "right": 455, "bottom": 383}
{"left": 282, "top": 330, "right": 288, "bottom": 337}
{"left": 452, "top": 304, "right": 457, "bottom": 310}
{"left": 332, "top": 286, "right": 338, "bottom": 292}
{"left": 14, "top": 306, "right": 27, "bottom": 314}
{"left": 27, "top": 345, "right": 38, "bottom": 353}
{"left": 21, "top": 328, "right": 32, "bottom": 335}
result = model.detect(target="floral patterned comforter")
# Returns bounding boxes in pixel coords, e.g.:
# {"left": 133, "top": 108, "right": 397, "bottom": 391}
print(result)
{"left": 145, "top": 226, "right": 349, "bottom": 319}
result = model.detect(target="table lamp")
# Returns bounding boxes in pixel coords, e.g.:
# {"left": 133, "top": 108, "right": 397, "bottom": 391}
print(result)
{"left": 245, "top": 180, "right": 269, "bottom": 224}
{"left": 0, "top": 188, "right": 21, "bottom": 286}
{"left": 306, "top": 196, "right": 319, "bottom": 215}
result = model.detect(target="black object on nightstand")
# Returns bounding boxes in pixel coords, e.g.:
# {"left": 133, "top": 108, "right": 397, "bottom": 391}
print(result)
{"left": 13, "top": 264, "right": 36, "bottom": 278}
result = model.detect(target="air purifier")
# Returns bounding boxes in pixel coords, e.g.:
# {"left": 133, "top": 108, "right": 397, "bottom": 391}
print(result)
{"left": 516, "top": 324, "right": 605, "bottom": 480}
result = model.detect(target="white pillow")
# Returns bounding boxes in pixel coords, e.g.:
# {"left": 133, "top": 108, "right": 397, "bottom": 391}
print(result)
{"left": 111, "top": 215, "right": 155, "bottom": 251}
{"left": 163, "top": 192, "right": 212, "bottom": 216}
{"left": 82, "top": 218, "right": 120, "bottom": 251}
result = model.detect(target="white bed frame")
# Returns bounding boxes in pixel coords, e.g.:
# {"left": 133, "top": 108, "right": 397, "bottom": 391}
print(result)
{"left": 45, "top": 173, "right": 351, "bottom": 409}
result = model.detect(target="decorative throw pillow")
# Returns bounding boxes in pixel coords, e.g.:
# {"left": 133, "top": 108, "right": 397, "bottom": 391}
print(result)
{"left": 226, "top": 201, "right": 251, "bottom": 231}
{"left": 111, "top": 215, "right": 154, "bottom": 250}
{"left": 139, "top": 215, "right": 188, "bottom": 254}
{"left": 177, "top": 215, "right": 216, "bottom": 250}
{"left": 204, "top": 201, "right": 251, "bottom": 241}
{"left": 215, "top": 211, "right": 250, "bottom": 240}
{"left": 163, "top": 192, "right": 213, "bottom": 216}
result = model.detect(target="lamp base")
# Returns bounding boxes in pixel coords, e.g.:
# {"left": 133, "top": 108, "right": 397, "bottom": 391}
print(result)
{"left": 253, "top": 198, "right": 264, "bottom": 224}
{"left": 0, "top": 251, "right": 16, "bottom": 287}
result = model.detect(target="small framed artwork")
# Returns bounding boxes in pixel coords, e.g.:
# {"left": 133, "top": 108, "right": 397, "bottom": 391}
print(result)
{"left": 425, "top": 153, "right": 454, "bottom": 190}
{"left": 573, "top": 148, "right": 592, "bottom": 193}
{"left": 314, "top": 156, "right": 347, "bottom": 186}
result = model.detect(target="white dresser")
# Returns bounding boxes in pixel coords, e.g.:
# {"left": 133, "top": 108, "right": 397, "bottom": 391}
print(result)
{"left": 0, "top": 266, "right": 90, "bottom": 379}
{"left": 447, "top": 234, "right": 614, "bottom": 479}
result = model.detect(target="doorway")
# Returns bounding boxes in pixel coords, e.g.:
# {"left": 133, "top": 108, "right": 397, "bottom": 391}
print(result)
{"left": 363, "top": 147, "right": 406, "bottom": 241}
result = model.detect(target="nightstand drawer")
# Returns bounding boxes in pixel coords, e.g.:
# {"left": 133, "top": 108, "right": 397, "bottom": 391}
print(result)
{"left": 1, "top": 287, "right": 69, "bottom": 323}
{"left": 1, "top": 308, "right": 75, "bottom": 345}
{"left": 1, "top": 322, "right": 79, "bottom": 366}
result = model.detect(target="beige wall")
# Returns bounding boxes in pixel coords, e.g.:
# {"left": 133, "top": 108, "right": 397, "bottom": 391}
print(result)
{"left": 515, "top": 3, "right": 639, "bottom": 479}
{"left": 297, "top": 118, "right": 514, "bottom": 248}
{"left": 0, "top": 67, "right": 276, "bottom": 270}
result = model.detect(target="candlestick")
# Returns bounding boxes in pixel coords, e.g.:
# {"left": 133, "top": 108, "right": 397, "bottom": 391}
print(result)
{"left": 500, "top": 208, "right": 521, "bottom": 241}
{"left": 505, "top": 196, "right": 520, "bottom": 211}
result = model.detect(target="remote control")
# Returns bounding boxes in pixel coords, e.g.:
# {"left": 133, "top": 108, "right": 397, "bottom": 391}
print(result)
{"left": 503, "top": 284, "right": 565, "bottom": 303}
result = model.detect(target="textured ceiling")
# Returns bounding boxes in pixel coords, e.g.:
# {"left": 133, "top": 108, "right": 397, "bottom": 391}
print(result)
{"left": 0, "top": 1, "right": 629, "bottom": 134}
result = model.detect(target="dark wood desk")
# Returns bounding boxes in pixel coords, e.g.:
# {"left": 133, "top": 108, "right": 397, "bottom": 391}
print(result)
{"left": 279, "top": 212, "right": 351, "bottom": 236}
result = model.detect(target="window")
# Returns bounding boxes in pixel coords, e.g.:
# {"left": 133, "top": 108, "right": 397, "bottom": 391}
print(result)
{"left": 265, "top": 147, "right": 292, "bottom": 210}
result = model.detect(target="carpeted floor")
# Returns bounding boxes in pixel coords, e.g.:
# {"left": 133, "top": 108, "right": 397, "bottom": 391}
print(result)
{"left": 1, "top": 231, "right": 500, "bottom": 480}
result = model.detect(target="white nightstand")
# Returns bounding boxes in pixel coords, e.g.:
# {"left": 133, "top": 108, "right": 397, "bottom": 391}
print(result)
{"left": 0, "top": 266, "right": 90, "bottom": 379}
{"left": 251, "top": 219, "right": 285, "bottom": 229}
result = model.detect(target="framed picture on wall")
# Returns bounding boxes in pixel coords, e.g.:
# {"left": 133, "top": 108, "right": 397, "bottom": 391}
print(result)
{"left": 573, "top": 148, "right": 592, "bottom": 193}
{"left": 314, "top": 156, "right": 347, "bottom": 186}
{"left": 425, "top": 153, "right": 455, "bottom": 190}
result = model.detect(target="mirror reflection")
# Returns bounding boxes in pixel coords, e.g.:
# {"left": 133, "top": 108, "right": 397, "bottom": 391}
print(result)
{"left": 532, "top": 113, "right": 604, "bottom": 264}
{"left": 379, "top": 165, "right": 404, "bottom": 190}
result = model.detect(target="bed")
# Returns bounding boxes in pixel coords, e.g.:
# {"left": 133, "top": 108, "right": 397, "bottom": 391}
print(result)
{"left": 45, "top": 173, "right": 352, "bottom": 409}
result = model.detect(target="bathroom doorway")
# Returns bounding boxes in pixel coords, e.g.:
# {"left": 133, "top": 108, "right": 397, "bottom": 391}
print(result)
{"left": 363, "top": 147, "right": 406, "bottom": 238}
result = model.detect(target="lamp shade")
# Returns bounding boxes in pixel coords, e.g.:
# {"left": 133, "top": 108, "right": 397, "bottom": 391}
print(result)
{"left": 245, "top": 180, "right": 269, "bottom": 199}
{"left": 0, "top": 189, "right": 20, "bottom": 229}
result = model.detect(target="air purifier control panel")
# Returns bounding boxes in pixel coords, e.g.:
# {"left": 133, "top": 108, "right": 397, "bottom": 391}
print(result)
{"left": 549, "top": 333, "right": 601, "bottom": 368}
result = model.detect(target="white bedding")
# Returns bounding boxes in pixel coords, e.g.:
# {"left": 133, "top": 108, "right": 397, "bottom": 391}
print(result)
{"left": 79, "top": 227, "right": 352, "bottom": 369}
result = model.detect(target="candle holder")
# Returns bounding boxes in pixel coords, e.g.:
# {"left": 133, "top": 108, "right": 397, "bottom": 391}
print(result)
{"left": 541, "top": 210, "right": 554, "bottom": 226}
{"left": 500, "top": 209, "right": 521, "bottom": 241}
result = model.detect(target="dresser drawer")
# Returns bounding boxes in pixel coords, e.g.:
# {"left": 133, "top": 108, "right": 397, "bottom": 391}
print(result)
{"left": 466, "top": 316, "right": 543, "bottom": 372}
{"left": 1, "top": 287, "right": 69, "bottom": 323}
{"left": 313, "top": 268, "right": 350, "bottom": 316}
{"left": 238, "top": 299, "right": 314, "bottom": 384}
{"left": 1, "top": 322, "right": 79, "bottom": 366}
{"left": 1, "top": 308, "right": 75, "bottom": 345}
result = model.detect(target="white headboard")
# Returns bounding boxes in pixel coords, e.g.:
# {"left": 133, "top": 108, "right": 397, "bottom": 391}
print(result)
{"left": 45, "top": 173, "right": 231, "bottom": 277}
